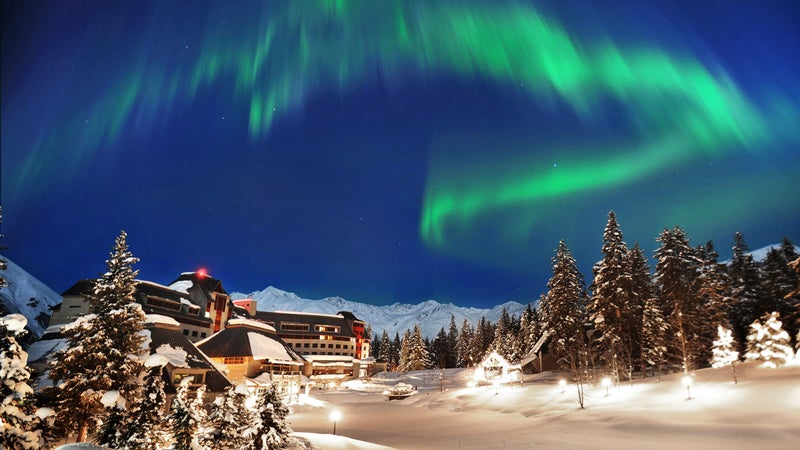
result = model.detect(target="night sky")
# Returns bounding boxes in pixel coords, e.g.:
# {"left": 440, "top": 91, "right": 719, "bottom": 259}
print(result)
{"left": 2, "top": 0, "right": 799, "bottom": 308}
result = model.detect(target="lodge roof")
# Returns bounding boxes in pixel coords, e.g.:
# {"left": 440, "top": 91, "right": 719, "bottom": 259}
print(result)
{"left": 196, "top": 322, "right": 304, "bottom": 365}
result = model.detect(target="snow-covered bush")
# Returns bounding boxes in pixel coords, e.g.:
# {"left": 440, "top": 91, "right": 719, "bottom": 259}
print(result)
{"left": 744, "top": 312, "right": 793, "bottom": 368}
{"left": 710, "top": 325, "right": 738, "bottom": 383}
{"left": 1, "top": 313, "right": 42, "bottom": 449}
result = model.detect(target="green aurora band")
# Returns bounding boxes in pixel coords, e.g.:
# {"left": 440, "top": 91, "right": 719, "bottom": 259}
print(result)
{"left": 9, "top": 1, "right": 798, "bottom": 261}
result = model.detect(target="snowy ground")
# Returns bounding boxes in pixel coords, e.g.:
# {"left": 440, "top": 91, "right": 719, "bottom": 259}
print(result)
{"left": 287, "top": 364, "right": 800, "bottom": 449}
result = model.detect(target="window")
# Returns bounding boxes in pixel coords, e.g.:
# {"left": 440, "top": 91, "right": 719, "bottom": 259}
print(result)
{"left": 281, "top": 322, "right": 310, "bottom": 331}
{"left": 304, "top": 343, "right": 310, "bottom": 348}
{"left": 223, "top": 356, "right": 244, "bottom": 365}
{"left": 314, "top": 325, "right": 340, "bottom": 333}
{"left": 182, "top": 329, "right": 189, "bottom": 336}
{"left": 328, "top": 344, "right": 334, "bottom": 348}
{"left": 191, "top": 331, "right": 198, "bottom": 337}
{"left": 335, "top": 344, "right": 341, "bottom": 349}
{"left": 312, "top": 343, "right": 318, "bottom": 348}
{"left": 200, "top": 332, "right": 207, "bottom": 338}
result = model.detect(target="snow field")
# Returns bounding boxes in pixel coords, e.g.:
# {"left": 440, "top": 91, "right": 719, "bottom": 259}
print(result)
{"left": 288, "top": 364, "right": 800, "bottom": 449}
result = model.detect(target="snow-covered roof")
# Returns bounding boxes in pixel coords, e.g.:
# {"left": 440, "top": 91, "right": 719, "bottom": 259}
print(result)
{"left": 273, "top": 310, "right": 344, "bottom": 319}
{"left": 144, "top": 314, "right": 181, "bottom": 328}
{"left": 228, "top": 317, "right": 276, "bottom": 332}
{"left": 247, "top": 332, "right": 302, "bottom": 365}
{"left": 169, "top": 280, "right": 194, "bottom": 294}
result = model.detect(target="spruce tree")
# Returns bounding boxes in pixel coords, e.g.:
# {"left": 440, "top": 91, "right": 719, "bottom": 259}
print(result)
{"left": 628, "top": 244, "right": 657, "bottom": 377}
{"left": 249, "top": 385, "right": 293, "bottom": 450}
{"left": 391, "top": 333, "right": 401, "bottom": 370}
{"left": 1, "top": 314, "right": 42, "bottom": 449}
{"left": 377, "top": 330, "right": 392, "bottom": 363}
{"left": 589, "top": 211, "right": 633, "bottom": 381}
{"left": 119, "top": 361, "right": 170, "bottom": 450}
{"left": 169, "top": 378, "right": 203, "bottom": 450}
{"left": 728, "top": 232, "right": 762, "bottom": 353}
{"left": 710, "top": 326, "right": 739, "bottom": 384}
{"left": 693, "top": 241, "right": 731, "bottom": 365}
{"left": 640, "top": 296, "right": 669, "bottom": 379}
{"left": 744, "top": 312, "right": 794, "bottom": 368}
{"left": 654, "top": 226, "right": 702, "bottom": 373}
{"left": 200, "top": 384, "right": 254, "bottom": 449}
{"left": 403, "top": 324, "right": 431, "bottom": 371}
{"left": 540, "top": 240, "right": 588, "bottom": 378}
{"left": 398, "top": 329, "right": 412, "bottom": 371}
{"left": 760, "top": 248, "right": 797, "bottom": 340}
{"left": 456, "top": 319, "right": 474, "bottom": 367}
{"left": 431, "top": 327, "right": 450, "bottom": 369}
{"left": 49, "top": 230, "right": 147, "bottom": 442}
{"left": 447, "top": 315, "right": 459, "bottom": 368}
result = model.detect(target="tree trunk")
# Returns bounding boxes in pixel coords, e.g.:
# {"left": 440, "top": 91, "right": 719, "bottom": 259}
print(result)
{"left": 78, "top": 423, "right": 88, "bottom": 443}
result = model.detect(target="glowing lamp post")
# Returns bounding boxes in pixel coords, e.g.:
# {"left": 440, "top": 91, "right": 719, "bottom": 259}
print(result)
{"left": 601, "top": 377, "right": 611, "bottom": 397}
{"left": 559, "top": 379, "right": 566, "bottom": 393}
{"left": 681, "top": 375, "right": 693, "bottom": 400}
{"left": 330, "top": 410, "right": 342, "bottom": 435}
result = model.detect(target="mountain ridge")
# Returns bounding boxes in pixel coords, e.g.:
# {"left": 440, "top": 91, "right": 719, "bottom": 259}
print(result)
{"left": 231, "top": 287, "right": 530, "bottom": 338}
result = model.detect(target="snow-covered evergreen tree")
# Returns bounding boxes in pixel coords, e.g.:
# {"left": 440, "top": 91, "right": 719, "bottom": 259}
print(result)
{"left": 248, "top": 385, "right": 293, "bottom": 449}
{"left": 391, "top": 332, "right": 401, "bottom": 370}
{"left": 654, "top": 226, "right": 702, "bottom": 373}
{"left": 728, "top": 232, "right": 762, "bottom": 352}
{"left": 431, "top": 327, "right": 450, "bottom": 369}
{"left": 49, "top": 230, "right": 147, "bottom": 442}
{"left": 589, "top": 211, "right": 634, "bottom": 381}
{"left": 200, "top": 384, "right": 254, "bottom": 449}
{"left": 640, "top": 295, "right": 669, "bottom": 379}
{"left": 456, "top": 319, "right": 474, "bottom": 367}
{"left": 377, "top": 330, "right": 392, "bottom": 364}
{"left": 693, "top": 241, "right": 731, "bottom": 365}
{"left": 540, "top": 240, "right": 588, "bottom": 378}
{"left": 760, "top": 247, "right": 798, "bottom": 340}
{"left": 118, "top": 357, "right": 170, "bottom": 450}
{"left": 744, "top": 312, "right": 794, "bottom": 368}
{"left": 1, "top": 314, "right": 42, "bottom": 449}
{"left": 711, "top": 325, "right": 739, "bottom": 383}
{"left": 400, "top": 324, "right": 431, "bottom": 371}
{"left": 447, "top": 315, "right": 459, "bottom": 368}
{"left": 169, "top": 378, "right": 204, "bottom": 450}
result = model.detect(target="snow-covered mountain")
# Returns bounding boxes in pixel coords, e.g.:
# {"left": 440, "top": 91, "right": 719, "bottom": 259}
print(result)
{"left": 0, "top": 255, "right": 62, "bottom": 338}
{"left": 231, "top": 286, "right": 530, "bottom": 338}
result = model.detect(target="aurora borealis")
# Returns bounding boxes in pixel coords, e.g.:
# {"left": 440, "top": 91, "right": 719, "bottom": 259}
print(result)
{"left": 2, "top": 0, "right": 799, "bottom": 307}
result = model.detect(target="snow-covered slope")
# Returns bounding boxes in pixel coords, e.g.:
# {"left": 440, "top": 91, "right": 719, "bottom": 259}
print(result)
{"left": 0, "top": 255, "right": 62, "bottom": 337}
{"left": 231, "top": 286, "right": 529, "bottom": 338}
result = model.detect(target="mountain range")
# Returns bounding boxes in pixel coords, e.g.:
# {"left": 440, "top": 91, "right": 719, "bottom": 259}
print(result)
{"left": 230, "top": 287, "right": 529, "bottom": 338}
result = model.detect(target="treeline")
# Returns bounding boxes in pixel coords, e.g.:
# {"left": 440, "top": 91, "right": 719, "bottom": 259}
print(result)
{"left": 371, "top": 211, "right": 800, "bottom": 381}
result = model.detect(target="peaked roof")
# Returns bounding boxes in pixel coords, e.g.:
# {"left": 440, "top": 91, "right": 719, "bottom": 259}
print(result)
{"left": 196, "top": 322, "right": 304, "bottom": 365}
{"left": 145, "top": 322, "right": 231, "bottom": 392}
{"left": 170, "top": 272, "right": 228, "bottom": 296}
{"left": 61, "top": 279, "right": 94, "bottom": 296}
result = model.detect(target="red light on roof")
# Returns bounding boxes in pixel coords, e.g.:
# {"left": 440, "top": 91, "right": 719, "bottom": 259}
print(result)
{"left": 197, "top": 268, "right": 208, "bottom": 278}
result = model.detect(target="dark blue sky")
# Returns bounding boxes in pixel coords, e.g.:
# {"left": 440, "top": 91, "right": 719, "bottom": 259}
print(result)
{"left": 2, "top": 1, "right": 799, "bottom": 307}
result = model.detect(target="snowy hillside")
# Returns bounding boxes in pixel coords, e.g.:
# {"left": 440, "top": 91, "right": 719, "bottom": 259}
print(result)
{"left": 722, "top": 243, "right": 800, "bottom": 264}
{"left": 0, "top": 255, "right": 62, "bottom": 337}
{"left": 231, "top": 286, "right": 530, "bottom": 338}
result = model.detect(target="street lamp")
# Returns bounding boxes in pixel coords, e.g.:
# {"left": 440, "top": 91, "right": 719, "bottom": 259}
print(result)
{"left": 330, "top": 410, "right": 342, "bottom": 435}
{"left": 681, "top": 375, "right": 693, "bottom": 400}
{"left": 559, "top": 379, "right": 566, "bottom": 393}
{"left": 601, "top": 377, "right": 611, "bottom": 397}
